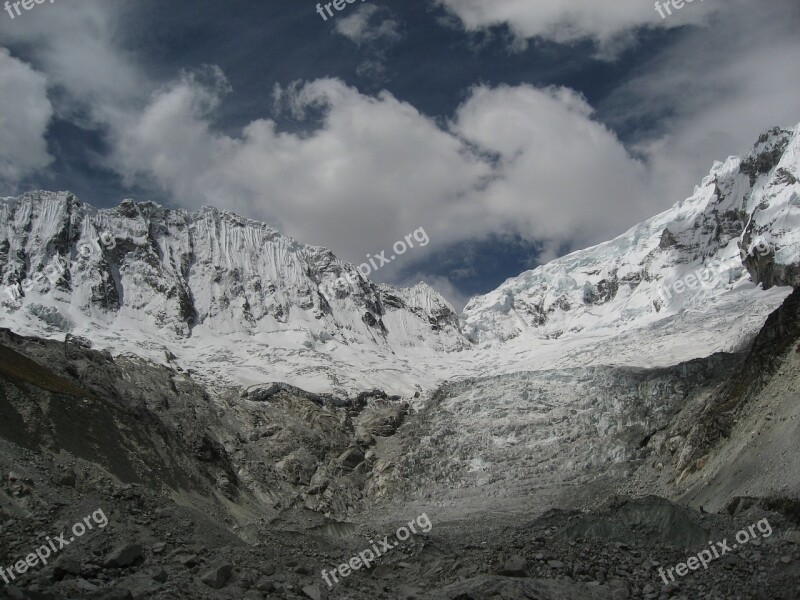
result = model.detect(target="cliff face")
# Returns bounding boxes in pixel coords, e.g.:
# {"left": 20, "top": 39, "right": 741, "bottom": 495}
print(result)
{"left": 0, "top": 194, "right": 466, "bottom": 346}
{"left": 0, "top": 193, "right": 468, "bottom": 395}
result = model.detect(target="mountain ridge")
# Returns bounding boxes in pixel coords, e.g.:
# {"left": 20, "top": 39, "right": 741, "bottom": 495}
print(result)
{"left": 463, "top": 125, "right": 800, "bottom": 343}
{"left": 1, "top": 125, "right": 799, "bottom": 396}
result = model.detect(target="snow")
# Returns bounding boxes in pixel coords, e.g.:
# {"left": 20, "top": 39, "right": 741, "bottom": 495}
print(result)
{"left": 1, "top": 125, "right": 799, "bottom": 398}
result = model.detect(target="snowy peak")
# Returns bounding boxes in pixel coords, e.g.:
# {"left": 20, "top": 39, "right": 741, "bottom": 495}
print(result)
{"left": 0, "top": 192, "right": 469, "bottom": 394}
{"left": 462, "top": 125, "right": 800, "bottom": 343}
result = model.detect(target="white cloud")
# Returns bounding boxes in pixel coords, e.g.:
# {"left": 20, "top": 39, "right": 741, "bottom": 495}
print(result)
{"left": 0, "top": 49, "right": 53, "bottom": 186}
{"left": 453, "top": 85, "right": 653, "bottom": 244}
{"left": 335, "top": 5, "right": 401, "bottom": 46}
{"left": 0, "top": 0, "right": 149, "bottom": 125}
{"left": 437, "top": 0, "right": 734, "bottom": 54}
{"left": 111, "top": 75, "right": 492, "bottom": 261}
{"left": 334, "top": 5, "right": 401, "bottom": 79}
{"left": 603, "top": 1, "right": 800, "bottom": 206}
{"left": 109, "top": 73, "right": 661, "bottom": 266}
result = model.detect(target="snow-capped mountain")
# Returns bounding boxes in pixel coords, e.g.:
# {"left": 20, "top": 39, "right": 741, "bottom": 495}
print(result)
{"left": 463, "top": 126, "right": 800, "bottom": 344}
{"left": 1, "top": 125, "right": 798, "bottom": 396}
{"left": 0, "top": 195, "right": 467, "bottom": 395}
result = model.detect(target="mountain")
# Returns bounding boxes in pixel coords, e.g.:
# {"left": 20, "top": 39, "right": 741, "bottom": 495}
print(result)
{"left": 1, "top": 128, "right": 799, "bottom": 600}
{"left": 458, "top": 125, "right": 799, "bottom": 376}
{"left": 0, "top": 195, "right": 468, "bottom": 395}
{"left": 464, "top": 126, "right": 800, "bottom": 341}
{"left": 1, "top": 125, "right": 799, "bottom": 396}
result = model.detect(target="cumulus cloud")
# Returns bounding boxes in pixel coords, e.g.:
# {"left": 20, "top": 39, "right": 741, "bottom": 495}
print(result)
{"left": 453, "top": 85, "right": 652, "bottom": 244}
{"left": 0, "top": 49, "right": 53, "bottom": 186}
{"left": 108, "top": 73, "right": 660, "bottom": 266}
{"left": 437, "top": 0, "right": 735, "bottom": 54}
{"left": 0, "top": 0, "right": 148, "bottom": 125}
{"left": 111, "top": 75, "right": 491, "bottom": 261}
{"left": 335, "top": 5, "right": 401, "bottom": 46}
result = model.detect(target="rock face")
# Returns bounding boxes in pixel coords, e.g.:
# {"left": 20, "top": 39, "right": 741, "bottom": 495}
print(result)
{"left": 0, "top": 196, "right": 466, "bottom": 347}
{"left": 0, "top": 193, "right": 468, "bottom": 395}
{"left": 200, "top": 564, "right": 233, "bottom": 588}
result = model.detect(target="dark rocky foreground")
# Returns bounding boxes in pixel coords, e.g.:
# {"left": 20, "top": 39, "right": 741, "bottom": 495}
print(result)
{"left": 1, "top": 465, "right": 799, "bottom": 600}
{"left": 1, "top": 291, "right": 799, "bottom": 599}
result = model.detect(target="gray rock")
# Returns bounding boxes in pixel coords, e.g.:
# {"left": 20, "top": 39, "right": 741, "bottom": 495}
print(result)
{"left": 53, "top": 556, "right": 81, "bottom": 578}
{"left": 75, "top": 578, "right": 100, "bottom": 593}
{"left": 176, "top": 554, "right": 201, "bottom": 567}
{"left": 2, "top": 586, "right": 24, "bottom": 600}
{"left": 338, "top": 447, "right": 365, "bottom": 469}
{"left": 256, "top": 576, "right": 275, "bottom": 592}
{"left": 151, "top": 542, "right": 167, "bottom": 554}
{"left": 150, "top": 568, "right": 168, "bottom": 583}
{"left": 302, "top": 584, "right": 325, "bottom": 600}
{"left": 56, "top": 471, "right": 77, "bottom": 488}
{"left": 200, "top": 563, "right": 234, "bottom": 589}
{"left": 499, "top": 555, "right": 528, "bottom": 577}
{"left": 104, "top": 544, "right": 144, "bottom": 568}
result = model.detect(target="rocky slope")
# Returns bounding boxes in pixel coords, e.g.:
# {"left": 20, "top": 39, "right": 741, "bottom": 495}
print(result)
{"left": 0, "top": 288, "right": 798, "bottom": 599}
{"left": 622, "top": 286, "right": 800, "bottom": 513}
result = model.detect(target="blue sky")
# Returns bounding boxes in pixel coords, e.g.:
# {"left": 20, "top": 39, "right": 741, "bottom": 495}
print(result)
{"left": 1, "top": 0, "right": 798, "bottom": 308}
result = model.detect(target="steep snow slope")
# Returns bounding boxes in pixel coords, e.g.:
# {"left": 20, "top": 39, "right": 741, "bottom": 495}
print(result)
{"left": 463, "top": 126, "right": 800, "bottom": 343}
{"left": 449, "top": 125, "right": 799, "bottom": 382}
{"left": 0, "top": 126, "right": 798, "bottom": 395}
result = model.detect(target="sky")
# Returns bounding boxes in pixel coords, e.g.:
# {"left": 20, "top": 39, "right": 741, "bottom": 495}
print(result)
{"left": 0, "top": 0, "right": 798, "bottom": 310}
